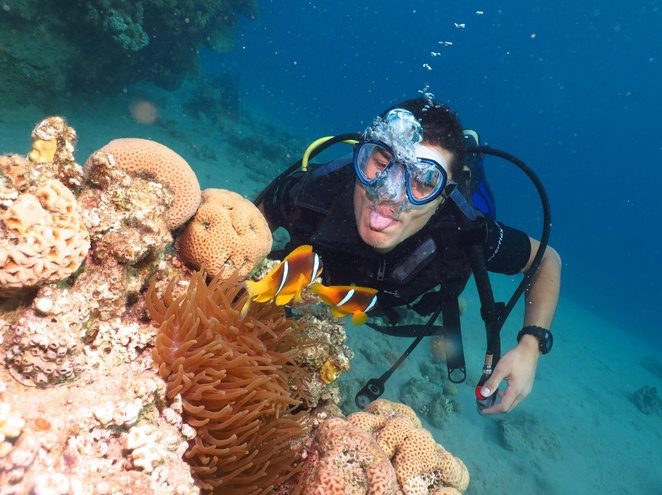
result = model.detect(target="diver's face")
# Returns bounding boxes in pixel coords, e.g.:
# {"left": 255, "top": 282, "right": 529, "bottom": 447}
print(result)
{"left": 353, "top": 143, "right": 453, "bottom": 253}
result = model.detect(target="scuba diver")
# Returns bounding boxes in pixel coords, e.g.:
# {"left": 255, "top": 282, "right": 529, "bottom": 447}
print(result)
{"left": 256, "top": 97, "right": 561, "bottom": 415}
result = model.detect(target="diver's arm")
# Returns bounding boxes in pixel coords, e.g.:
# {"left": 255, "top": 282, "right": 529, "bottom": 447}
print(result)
{"left": 520, "top": 238, "right": 562, "bottom": 331}
{"left": 480, "top": 237, "right": 561, "bottom": 414}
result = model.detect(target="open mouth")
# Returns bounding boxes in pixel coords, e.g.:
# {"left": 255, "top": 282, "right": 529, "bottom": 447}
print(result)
{"left": 369, "top": 204, "right": 398, "bottom": 231}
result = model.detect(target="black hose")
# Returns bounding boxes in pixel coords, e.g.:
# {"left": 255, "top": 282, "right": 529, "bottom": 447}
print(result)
{"left": 466, "top": 145, "right": 552, "bottom": 332}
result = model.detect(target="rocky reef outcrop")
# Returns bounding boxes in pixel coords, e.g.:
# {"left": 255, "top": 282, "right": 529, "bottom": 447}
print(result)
{"left": 0, "top": 0, "right": 257, "bottom": 107}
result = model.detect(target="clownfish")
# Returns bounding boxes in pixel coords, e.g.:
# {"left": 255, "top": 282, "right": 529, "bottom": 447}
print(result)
{"left": 310, "top": 282, "right": 378, "bottom": 325}
{"left": 242, "top": 245, "right": 322, "bottom": 315}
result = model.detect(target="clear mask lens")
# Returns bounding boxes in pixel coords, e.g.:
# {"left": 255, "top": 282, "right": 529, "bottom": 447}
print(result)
{"left": 356, "top": 142, "right": 393, "bottom": 181}
{"left": 408, "top": 159, "right": 444, "bottom": 201}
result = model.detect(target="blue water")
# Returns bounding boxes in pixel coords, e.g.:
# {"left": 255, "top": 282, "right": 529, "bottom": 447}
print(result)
{"left": 206, "top": 0, "right": 662, "bottom": 346}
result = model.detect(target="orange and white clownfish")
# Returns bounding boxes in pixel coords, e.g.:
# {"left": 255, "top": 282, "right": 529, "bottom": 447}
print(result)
{"left": 310, "top": 282, "right": 378, "bottom": 325}
{"left": 242, "top": 245, "right": 323, "bottom": 315}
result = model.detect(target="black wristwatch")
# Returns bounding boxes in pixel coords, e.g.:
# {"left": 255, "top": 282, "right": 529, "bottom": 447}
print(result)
{"left": 517, "top": 326, "right": 553, "bottom": 354}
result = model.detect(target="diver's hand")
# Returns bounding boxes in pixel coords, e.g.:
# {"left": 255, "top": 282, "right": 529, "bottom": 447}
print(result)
{"left": 479, "top": 337, "right": 540, "bottom": 414}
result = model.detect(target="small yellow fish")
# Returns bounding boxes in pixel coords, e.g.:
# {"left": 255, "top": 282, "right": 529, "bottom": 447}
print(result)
{"left": 243, "top": 245, "right": 322, "bottom": 314}
{"left": 310, "top": 282, "right": 378, "bottom": 325}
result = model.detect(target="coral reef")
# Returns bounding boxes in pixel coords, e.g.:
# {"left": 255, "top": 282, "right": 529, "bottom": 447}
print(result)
{"left": 84, "top": 138, "right": 201, "bottom": 230}
{"left": 302, "top": 416, "right": 400, "bottom": 495}
{"left": 177, "top": 188, "right": 272, "bottom": 279}
{"left": 1, "top": 116, "right": 474, "bottom": 495}
{"left": 184, "top": 73, "right": 241, "bottom": 124}
{"left": 28, "top": 116, "right": 83, "bottom": 191}
{"left": 1, "top": 116, "right": 90, "bottom": 298}
{"left": 0, "top": 0, "right": 258, "bottom": 106}
{"left": 349, "top": 400, "right": 470, "bottom": 495}
{"left": 0, "top": 371, "right": 199, "bottom": 494}
{"left": 147, "top": 270, "right": 310, "bottom": 494}
{"left": 0, "top": 117, "right": 199, "bottom": 493}
{"left": 299, "top": 399, "right": 470, "bottom": 495}
{"left": 0, "top": 175, "right": 90, "bottom": 298}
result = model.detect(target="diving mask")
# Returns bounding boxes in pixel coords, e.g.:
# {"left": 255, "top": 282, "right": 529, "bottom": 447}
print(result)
{"left": 354, "top": 109, "right": 448, "bottom": 206}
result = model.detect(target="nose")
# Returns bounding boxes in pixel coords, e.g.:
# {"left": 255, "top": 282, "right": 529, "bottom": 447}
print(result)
{"left": 376, "top": 163, "right": 406, "bottom": 202}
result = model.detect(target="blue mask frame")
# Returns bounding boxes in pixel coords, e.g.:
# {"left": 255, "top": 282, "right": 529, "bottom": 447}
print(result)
{"left": 353, "top": 140, "right": 448, "bottom": 206}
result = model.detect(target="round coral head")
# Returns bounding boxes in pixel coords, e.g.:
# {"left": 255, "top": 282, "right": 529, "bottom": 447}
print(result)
{"left": 85, "top": 138, "right": 201, "bottom": 230}
{"left": 177, "top": 188, "right": 273, "bottom": 280}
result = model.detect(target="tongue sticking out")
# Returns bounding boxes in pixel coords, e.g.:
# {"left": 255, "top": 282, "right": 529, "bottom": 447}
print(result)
{"left": 369, "top": 208, "right": 396, "bottom": 231}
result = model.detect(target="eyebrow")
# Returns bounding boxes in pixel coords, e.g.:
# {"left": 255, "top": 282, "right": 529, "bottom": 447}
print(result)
{"left": 374, "top": 148, "right": 391, "bottom": 161}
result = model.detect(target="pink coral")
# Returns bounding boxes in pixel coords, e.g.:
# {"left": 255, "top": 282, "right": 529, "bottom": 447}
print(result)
{"left": 177, "top": 188, "right": 272, "bottom": 279}
{"left": 0, "top": 176, "right": 90, "bottom": 297}
{"left": 349, "top": 400, "right": 470, "bottom": 495}
{"left": 303, "top": 417, "right": 400, "bottom": 495}
{"left": 85, "top": 138, "right": 201, "bottom": 230}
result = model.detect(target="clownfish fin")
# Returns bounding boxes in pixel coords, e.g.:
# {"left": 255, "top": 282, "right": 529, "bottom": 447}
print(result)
{"left": 275, "top": 292, "right": 295, "bottom": 306}
{"left": 352, "top": 311, "right": 369, "bottom": 325}
{"left": 330, "top": 307, "right": 347, "bottom": 318}
{"left": 309, "top": 282, "right": 331, "bottom": 303}
{"left": 292, "top": 288, "right": 306, "bottom": 304}
{"left": 245, "top": 278, "right": 274, "bottom": 303}
{"left": 240, "top": 298, "right": 251, "bottom": 318}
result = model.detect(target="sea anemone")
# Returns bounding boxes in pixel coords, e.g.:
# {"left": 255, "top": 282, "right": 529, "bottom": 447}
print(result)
{"left": 146, "top": 271, "right": 308, "bottom": 494}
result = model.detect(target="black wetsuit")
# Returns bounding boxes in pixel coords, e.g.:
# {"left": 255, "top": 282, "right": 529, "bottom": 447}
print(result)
{"left": 262, "top": 161, "right": 531, "bottom": 318}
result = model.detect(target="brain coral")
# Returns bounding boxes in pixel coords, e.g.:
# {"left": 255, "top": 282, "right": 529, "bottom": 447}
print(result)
{"left": 348, "top": 400, "right": 470, "bottom": 495}
{"left": 177, "top": 188, "right": 272, "bottom": 280}
{"left": 303, "top": 417, "right": 400, "bottom": 495}
{"left": 0, "top": 166, "right": 90, "bottom": 297}
{"left": 146, "top": 271, "right": 308, "bottom": 494}
{"left": 85, "top": 138, "right": 201, "bottom": 230}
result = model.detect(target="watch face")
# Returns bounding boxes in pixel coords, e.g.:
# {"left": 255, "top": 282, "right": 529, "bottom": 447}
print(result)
{"left": 542, "top": 331, "right": 553, "bottom": 353}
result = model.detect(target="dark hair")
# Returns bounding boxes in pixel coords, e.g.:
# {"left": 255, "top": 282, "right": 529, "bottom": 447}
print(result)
{"left": 385, "top": 97, "right": 465, "bottom": 177}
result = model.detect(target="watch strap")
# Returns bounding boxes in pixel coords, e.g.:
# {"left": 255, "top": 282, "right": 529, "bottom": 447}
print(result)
{"left": 517, "top": 325, "right": 553, "bottom": 354}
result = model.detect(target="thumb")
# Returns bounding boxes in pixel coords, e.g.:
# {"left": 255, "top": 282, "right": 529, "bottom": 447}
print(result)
{"left": 480, "top": 368, "right": 507, "bottom": 398}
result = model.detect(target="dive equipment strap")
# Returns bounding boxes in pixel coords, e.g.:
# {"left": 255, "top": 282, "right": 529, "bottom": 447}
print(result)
{"left": 440, "top": 291, "right": 466, "bottom": 383}
{"left": 447, "top": 185, "right": 505, "bottom": 410}
{"left": 365, "top": 293, "right": 465, "bottom": 382}
{"left": 356, "top": 303, "right": 443, "bottom": 409}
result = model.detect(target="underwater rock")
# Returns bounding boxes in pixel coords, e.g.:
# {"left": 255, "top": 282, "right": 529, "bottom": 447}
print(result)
{"left": 400, "top": 377, "right": 438, "bottom": 414}
{"left": 399, "top": 377, "right": 459, "bottom": 430}
{"left": 184, "top": 73, "right": 241, "bottom": 123}
{"left": 630, "top": 385, "right": 662, "bottom": 417}
{"left": 496, "top": 411, "right": 562, "bottom": 461}
{"left": 0, "top": 0, "right": 258, "bottom": 106}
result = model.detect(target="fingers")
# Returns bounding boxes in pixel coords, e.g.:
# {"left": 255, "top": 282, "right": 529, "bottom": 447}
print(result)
{"left": 480, "top": 386, "right": 519, "bottom": 415}
{"left": 479, "top": 374, "right": 531, "bottom": 415}
{"left": 477, "top": 353, "right": 535, "bottom": 414}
